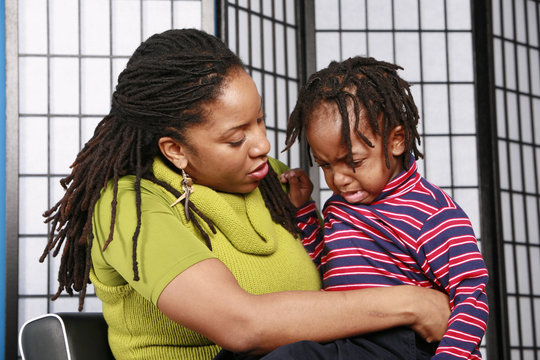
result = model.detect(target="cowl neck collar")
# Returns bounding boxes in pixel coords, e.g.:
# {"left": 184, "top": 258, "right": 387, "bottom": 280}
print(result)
{"left": 151, "top": 157, "right": 277, "bottom": 255}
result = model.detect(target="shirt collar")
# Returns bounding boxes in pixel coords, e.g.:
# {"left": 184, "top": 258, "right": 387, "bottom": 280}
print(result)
{"left": 373, "top": 154, "right": 420, "bottom": 203}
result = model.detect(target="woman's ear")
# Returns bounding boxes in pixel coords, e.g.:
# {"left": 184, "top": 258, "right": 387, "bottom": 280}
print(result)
{"left": 389, "top": 125, "right": 406, "bottom": 157}
{"left": 158, "top": 137, "right": 189, "bottom": 169}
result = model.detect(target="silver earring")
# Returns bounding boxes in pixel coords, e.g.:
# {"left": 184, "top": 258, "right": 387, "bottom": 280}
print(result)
{"left": 170, "top": 169, "right": 194, "bottom": 221}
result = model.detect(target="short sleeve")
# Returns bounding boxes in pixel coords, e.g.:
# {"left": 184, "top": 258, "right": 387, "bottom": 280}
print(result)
{"left": 92, "top": 177, "right": 216, "bottom": 305}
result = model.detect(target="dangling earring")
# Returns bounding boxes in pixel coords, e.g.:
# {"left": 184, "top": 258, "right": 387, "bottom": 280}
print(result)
{"left": 170, "top": 169, "right": 194, "bottom": 221}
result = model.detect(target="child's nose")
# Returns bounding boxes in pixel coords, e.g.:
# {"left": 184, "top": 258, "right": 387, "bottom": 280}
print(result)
{"left": 332, "top": 169, "right": 351, "bottom": 187}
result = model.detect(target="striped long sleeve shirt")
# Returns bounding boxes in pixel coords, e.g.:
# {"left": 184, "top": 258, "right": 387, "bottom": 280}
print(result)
{"left": 297, "top": 160, "right": 489, "bottom": 359}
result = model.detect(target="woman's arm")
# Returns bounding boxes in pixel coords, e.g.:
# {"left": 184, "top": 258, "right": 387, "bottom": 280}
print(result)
{"left": 158, "top": 258, "right": 449, "bottom": 354}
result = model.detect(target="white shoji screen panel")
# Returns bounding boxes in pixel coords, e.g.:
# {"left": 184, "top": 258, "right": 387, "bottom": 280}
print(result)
{"left": 313, "top": 0, "right": 481, "bottom": 260}
{"left": 16, "top": 0, "right": 203, "bottom": 347}
{"left": 224, "top": 0, "right": 302, "bottom": 169}
{"left": 313, "top": 0, "right": 483, "bottom": 355}
{"left": 492, "top": 0, "right": 540, "bottom": 358}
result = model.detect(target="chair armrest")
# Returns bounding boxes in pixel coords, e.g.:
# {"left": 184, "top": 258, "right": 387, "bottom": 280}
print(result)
{"left": 19, "top": 312, "right": 114, "bottom": 360}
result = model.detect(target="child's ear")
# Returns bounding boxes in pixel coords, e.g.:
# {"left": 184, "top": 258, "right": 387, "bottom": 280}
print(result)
{"left": 389, "top": 125, "right": 406, "bottom": 157}
{"left": 158, "top": 137, "right": 189, "bottom": 170}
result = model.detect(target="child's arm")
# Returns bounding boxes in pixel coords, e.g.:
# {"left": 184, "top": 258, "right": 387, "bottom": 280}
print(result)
{"left": 419, "top": 208, "right": 489, "bottom": 360}
{"left": 280, "top": 168, "right": 313, "bottom": 208}
{"left": 280, "top": 169, "right": 324, "bottom": 267}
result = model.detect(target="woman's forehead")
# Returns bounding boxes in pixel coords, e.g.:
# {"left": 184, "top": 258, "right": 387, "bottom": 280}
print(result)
{"left": 197, "top": 71, "right": 262, "bottom": 129}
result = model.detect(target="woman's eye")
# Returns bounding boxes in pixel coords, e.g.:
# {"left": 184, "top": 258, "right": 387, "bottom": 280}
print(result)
{"left": 229, "top": 138, "right": 246, "bottom": 147}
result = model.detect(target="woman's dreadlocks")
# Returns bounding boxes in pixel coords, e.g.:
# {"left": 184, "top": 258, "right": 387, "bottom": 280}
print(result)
{"left": 285, "top": 56, "right": 423, "bottom": 169}
{"left": 41, "top": 29, "right": 299, "bottom": 310}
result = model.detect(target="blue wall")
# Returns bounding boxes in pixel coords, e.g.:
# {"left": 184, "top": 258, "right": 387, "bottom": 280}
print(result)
{"left": 1, "top": 0, "right": 7, "bottom": 357}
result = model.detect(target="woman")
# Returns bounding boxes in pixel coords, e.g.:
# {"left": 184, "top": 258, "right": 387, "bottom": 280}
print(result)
{"left": 41, "top": 29, "right": 449, "bottom": 360}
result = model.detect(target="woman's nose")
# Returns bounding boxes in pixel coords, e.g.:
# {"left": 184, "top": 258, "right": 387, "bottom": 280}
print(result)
{"left": 249, "top": 127, "right": 271, "bottom": 158}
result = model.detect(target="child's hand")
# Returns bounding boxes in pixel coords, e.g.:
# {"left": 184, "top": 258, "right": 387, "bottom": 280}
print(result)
{"left": 280, "top": 168, "right": 313, "bottom": 208}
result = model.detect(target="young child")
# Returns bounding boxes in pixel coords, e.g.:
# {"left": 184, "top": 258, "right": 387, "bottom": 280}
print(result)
{"left": 281, "top": 56, "right": 489, "bottom": 359}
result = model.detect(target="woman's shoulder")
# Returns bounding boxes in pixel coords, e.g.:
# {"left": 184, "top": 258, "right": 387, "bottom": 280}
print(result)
{"left": 98, "top": 175, "right": 175, "bottom": 212}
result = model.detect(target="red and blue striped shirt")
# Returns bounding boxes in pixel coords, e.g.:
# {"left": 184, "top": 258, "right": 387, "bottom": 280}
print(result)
{"left": 297, "top": 160, "right": 489, "bottom": 359}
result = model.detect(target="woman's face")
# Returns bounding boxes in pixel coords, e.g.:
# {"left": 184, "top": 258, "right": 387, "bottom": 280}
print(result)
{"left": 181, "top": 69, "right": 271, "bottom": 194}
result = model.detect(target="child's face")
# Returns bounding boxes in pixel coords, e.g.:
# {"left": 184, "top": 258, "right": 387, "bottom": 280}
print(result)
{"left": 306, "top": 101, "right": 405, "bottom": 205}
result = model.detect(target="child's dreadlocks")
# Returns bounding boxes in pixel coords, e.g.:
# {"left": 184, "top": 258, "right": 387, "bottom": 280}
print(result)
{"left": 41, "top": 29, "right": 299, "bottom": 310}
{"left": 285, "top": 56, "right": 423, "bottom": 169}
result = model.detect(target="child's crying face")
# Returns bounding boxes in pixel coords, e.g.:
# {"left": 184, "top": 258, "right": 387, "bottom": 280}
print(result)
{"left": 306, "top": 101, "right": 406, "bottom": 205}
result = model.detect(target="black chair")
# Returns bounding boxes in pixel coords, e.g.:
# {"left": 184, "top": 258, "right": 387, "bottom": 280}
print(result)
{"left": 19, "top": 312, "right": 115, "bottom": 360}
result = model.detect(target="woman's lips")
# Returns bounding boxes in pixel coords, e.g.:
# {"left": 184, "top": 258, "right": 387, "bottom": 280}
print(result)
{"left": 248, "top": 162, "right": 269, "bottom": 181}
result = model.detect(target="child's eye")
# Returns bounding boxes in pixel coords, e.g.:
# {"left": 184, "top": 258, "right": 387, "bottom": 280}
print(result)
{"left": 317, "top": 163, "right": 330, "bottom": 169}
{"left": 257, "top": 115, "right": 265, "bottom": 124}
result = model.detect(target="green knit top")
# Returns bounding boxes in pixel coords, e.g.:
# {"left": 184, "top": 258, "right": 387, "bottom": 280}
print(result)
{"left": 90, "top": 157, "right": 321, "bottom": 360}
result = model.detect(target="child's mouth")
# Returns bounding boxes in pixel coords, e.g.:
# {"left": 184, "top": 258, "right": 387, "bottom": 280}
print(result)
{"left": 340, "top": 190, "right": 367, "bottom": 204}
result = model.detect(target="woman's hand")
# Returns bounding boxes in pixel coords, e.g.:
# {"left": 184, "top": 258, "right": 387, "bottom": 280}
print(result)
{"left": 280, "top": 168, "right": 313, "bottom": 208}
{"left": 406, "top": 286, "right": 450, "bottom": 342}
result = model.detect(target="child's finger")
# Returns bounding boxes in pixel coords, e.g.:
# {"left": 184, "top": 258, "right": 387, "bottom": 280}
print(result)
{"left": 287, "top": 174, "right": 301, "bottom": 187}
{"left": 280, "top": 169, "right": 304, "bottom": 183}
